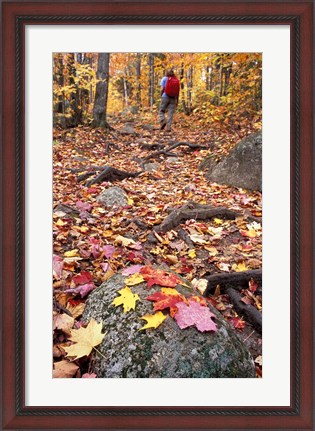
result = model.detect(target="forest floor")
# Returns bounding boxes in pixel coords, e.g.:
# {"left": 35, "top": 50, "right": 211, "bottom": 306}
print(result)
{"left": 53, "top": 111, "right": 262, "bottom": 378}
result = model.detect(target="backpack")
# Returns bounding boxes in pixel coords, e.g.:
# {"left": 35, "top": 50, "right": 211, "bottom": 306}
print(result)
{"left": 165, "top": 76, "right": 180, "bottom": 98}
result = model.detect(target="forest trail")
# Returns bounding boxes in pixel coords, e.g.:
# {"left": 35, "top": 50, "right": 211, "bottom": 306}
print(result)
{"left": 53, "top": 114, "right": 262, "bottom": 377}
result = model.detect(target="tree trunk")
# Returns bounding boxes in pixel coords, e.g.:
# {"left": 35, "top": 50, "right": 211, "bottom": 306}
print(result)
{"left": 54, "top": 53, "right": 64, "bottom": 113}
{"left": 68, "top": 53, "right": 82, "bottom": 126}
{"left": 123, "top": 67, "right": 129, "bottom": 107}
{"left": 136, "top": 53, "right": 141, "bottom": 108}
{"left": 92, "top": 53, "right": 110, "bottom": 128}
{"left": 148, "top": 53, "right": 155, "bottom": 107}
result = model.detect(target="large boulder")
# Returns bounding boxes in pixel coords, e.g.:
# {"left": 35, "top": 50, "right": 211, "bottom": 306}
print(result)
{"left": 83, "top": 273, "right": 255, "bottom": 378}
{"left": 202, "top": 132, "right": 262, "bottom": 191}
{"left": 96, "top": 186, "right": 128, "bottom": 208}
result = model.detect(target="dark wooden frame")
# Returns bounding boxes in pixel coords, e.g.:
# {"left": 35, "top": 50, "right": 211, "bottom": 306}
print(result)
{"left": 1, "top": 1, "right": 313, "bottom": 429}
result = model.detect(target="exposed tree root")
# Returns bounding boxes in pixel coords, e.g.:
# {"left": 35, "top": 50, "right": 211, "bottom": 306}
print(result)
{"left": 226, "top": 287, "right": 262, "bottom": 334}
{"left": 155, "top": 201, "right": 244, "bottom": 234}
{"left": 139, "top": 143, "right": 165, "bottom": 151}
{"left": 141, "top": 141, "right": 208, "bottom": 164}
{"left": 81, "top": 166, "right": 141, "bottom": 186}
{"left": 204, "top": 269, "right": 262, "bottom": 296}
{"left": 105, "top": 141, "right": 119, "bottom": 155}
{"left": 177, "top": 227, "right": 195, "bottom": 249}
{"left": 156, "top": 201, "right": 261, "bottom": 234}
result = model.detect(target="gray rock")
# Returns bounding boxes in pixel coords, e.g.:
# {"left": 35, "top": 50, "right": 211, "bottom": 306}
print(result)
{"left": 166, "top": 157, "right": 180, "bottom": 164}
{"left": 122, "top": 105, "right": 139, "bottom": 115}
{"left": 83, "top": 273, "right": 255, "bottom": 378}
{"left": 143, "top": 163, "right": 160, "bottom": 172}
{"left": 96, "top": 186, "right": 128, "bottom": 208}
{"left": 203, "top": 132, "right": 262, "bottom": 191}
{"left": 142, "top": 124, "right": 154, "bottom": 131}
{"left": 120, "top": 125, "right": 136, "bottom": 135}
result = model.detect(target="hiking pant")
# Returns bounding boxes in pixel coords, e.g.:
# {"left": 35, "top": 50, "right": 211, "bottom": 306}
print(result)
{"left": 159, "top": 96, "right": 176, "bottom": 129}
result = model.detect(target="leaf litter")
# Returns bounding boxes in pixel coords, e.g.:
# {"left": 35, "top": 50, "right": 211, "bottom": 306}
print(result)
{"left": 53, "top": 117, "right": 262, "bottom": 377}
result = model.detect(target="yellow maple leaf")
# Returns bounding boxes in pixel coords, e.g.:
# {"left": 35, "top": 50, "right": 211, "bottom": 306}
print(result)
{"left": 64, "top": 318, "right": 105, "bottom": 360}
{"left": 125, "top": 273, "right": 145, "bottom": 286}
{"left": 56, "top": 218, "right": 67, "bottom": 227}
{"left": 72, "top": 225, "right": 89, "bottom": 233}
{"left": 232, "top": 262, "right": 248, "bottom": 272}
{"left": 114, "top": 235, "right": 136, "bottom": 247}
{"left": 214, "top": 218, "right": 223, "bottom": 225}
{"left": 188, "top": 249, "right": 196, "bottom": 258}
{"left": 139, "top": 311, "right": 167, "bottom": 330}
{"left": 160, "top": 287, "right": 180, "bottom": 296}
{"left": 64, "top": 249, "right": 79, "bottom": 257}
{"left": 112, "top": 286, "right": 140, "bottom": 313}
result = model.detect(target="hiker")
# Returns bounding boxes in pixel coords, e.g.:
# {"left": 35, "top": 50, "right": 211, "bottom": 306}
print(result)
{"left": 159, "top": 69, "right": 180, "bottom": 132}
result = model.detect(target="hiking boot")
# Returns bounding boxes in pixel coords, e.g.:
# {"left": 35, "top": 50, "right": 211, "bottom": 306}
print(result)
{"left": 160, "top": 121, "right": 166, "bottom": 130}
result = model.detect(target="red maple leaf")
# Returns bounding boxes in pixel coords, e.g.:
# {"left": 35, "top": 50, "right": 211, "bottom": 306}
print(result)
{"left": 140, "top": 266, "right": 182, "bottom": 288}
{"left": 72, "top": 271, "right": 93, "bottom": 285}
{"left": 230, "top": 317, "right": 246, "bottom": 329}
{"left": 146, "top": 289, "right": 186, "bottom": 316}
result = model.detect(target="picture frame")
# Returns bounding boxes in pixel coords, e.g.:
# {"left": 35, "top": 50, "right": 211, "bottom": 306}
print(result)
{"left": 1, "top": 1, "right": 313, "bottom": 429}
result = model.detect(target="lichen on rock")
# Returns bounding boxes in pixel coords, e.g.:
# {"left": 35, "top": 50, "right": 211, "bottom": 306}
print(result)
{"left": 83, "top": 273, "right": 255, "bottom": 378}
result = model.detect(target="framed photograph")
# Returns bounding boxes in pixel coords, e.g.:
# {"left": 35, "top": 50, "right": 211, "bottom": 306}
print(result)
{"left": 1, "top": 1, "right": 313, "bottom": 429}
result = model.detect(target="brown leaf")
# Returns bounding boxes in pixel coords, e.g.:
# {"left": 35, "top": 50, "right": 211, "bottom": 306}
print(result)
{"left": 53, "top": 360, "right": 79, "bottom": 378}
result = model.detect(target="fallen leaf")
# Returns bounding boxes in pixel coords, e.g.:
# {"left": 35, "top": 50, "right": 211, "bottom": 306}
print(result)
{"left": 53, "top": 255, "right": 64, "bottom": 279}
{"left": 230, "top": 317, "right": 246, "bottom": 329}
{"left": 249, "top": 278, "right": 259, "bottom": 293}
{"left": 174, "top": 299, "right": 217, "bottom": 332}
{"left": 53, "top": 312, "right": 74, "bottom": 337}
{"left": 64, "top": 282, "right": 95, "bottom": 298}
{"left": 82, "top": 372, "right": 97, "bottom": 378}
{"left": 64, "top": 318, "right": 105, "bottom": 360}
{"left": 56, "top": 218, "right": 67, "bottom": 227}
{"left": 216, "top": 262, "right": 230, "bottom": 272}
{"left": 240, "top": 229, "right": 257, "bottom": 238}
{"left": 114, "top": 235, "right": 137, "bottom": 247}
{"left": 76, "top": 200, "right": 92, "bottom": 212}
{"left": 64, "top": 249, "right": 79, "bottom": 257}
{"left": 232, "top": 262, "right": 248, "bottom": 272}
{"left": 72, "top": 270, "right": 93, "bottom": 285}
{"left": 53, "top": 360, "right": 79, "bottom": 378}
{"left": 191, "top": 278, "right": 208, "bottom": 295}
{"left": 146, "top": 288, "right": 186, "bottom": 316}
{"left": 246, "top": 221, "right": 261, "bottom": 231}
{"left": 165, "top": 254, "right": 179, "bottom": 264}
{"left": 204, "top": 246, "right": 219, "bottom": 256}
{"left": 125, "top": 273, "right": 145, "bottom": 286}
{"left": 63, "top": 256, "right": 82, "bottom": 265}
{"left": 188, "top": 249, "right": 196, "bottom": 258}
{"left": 189, "top": 234, "right": 209, "bottom": 244}
{"left": 103, "top": 245, "right": 116, "bottom": 258}
{"left": 122, "top": 265, "right": 144, "bottom": 276}
{"left": 237, "top": 243, "right": 254, "bottom": 252}
{"left": 189, "top": 295, "right": 208, "bottom": 307}
{"left": 112, "top": 286, "right": 140, "bottom": 313}
{"left": 139, "top": 311, "right": 167, "bottom": 330}
{"left": 140, "top": 266, "right": 182, "bottom": 288}
{"left": 66, "top": 302, "right": 86, "bottom": 319}
{"left": 255, "top": 355, "right": 262, "bottom": 366}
